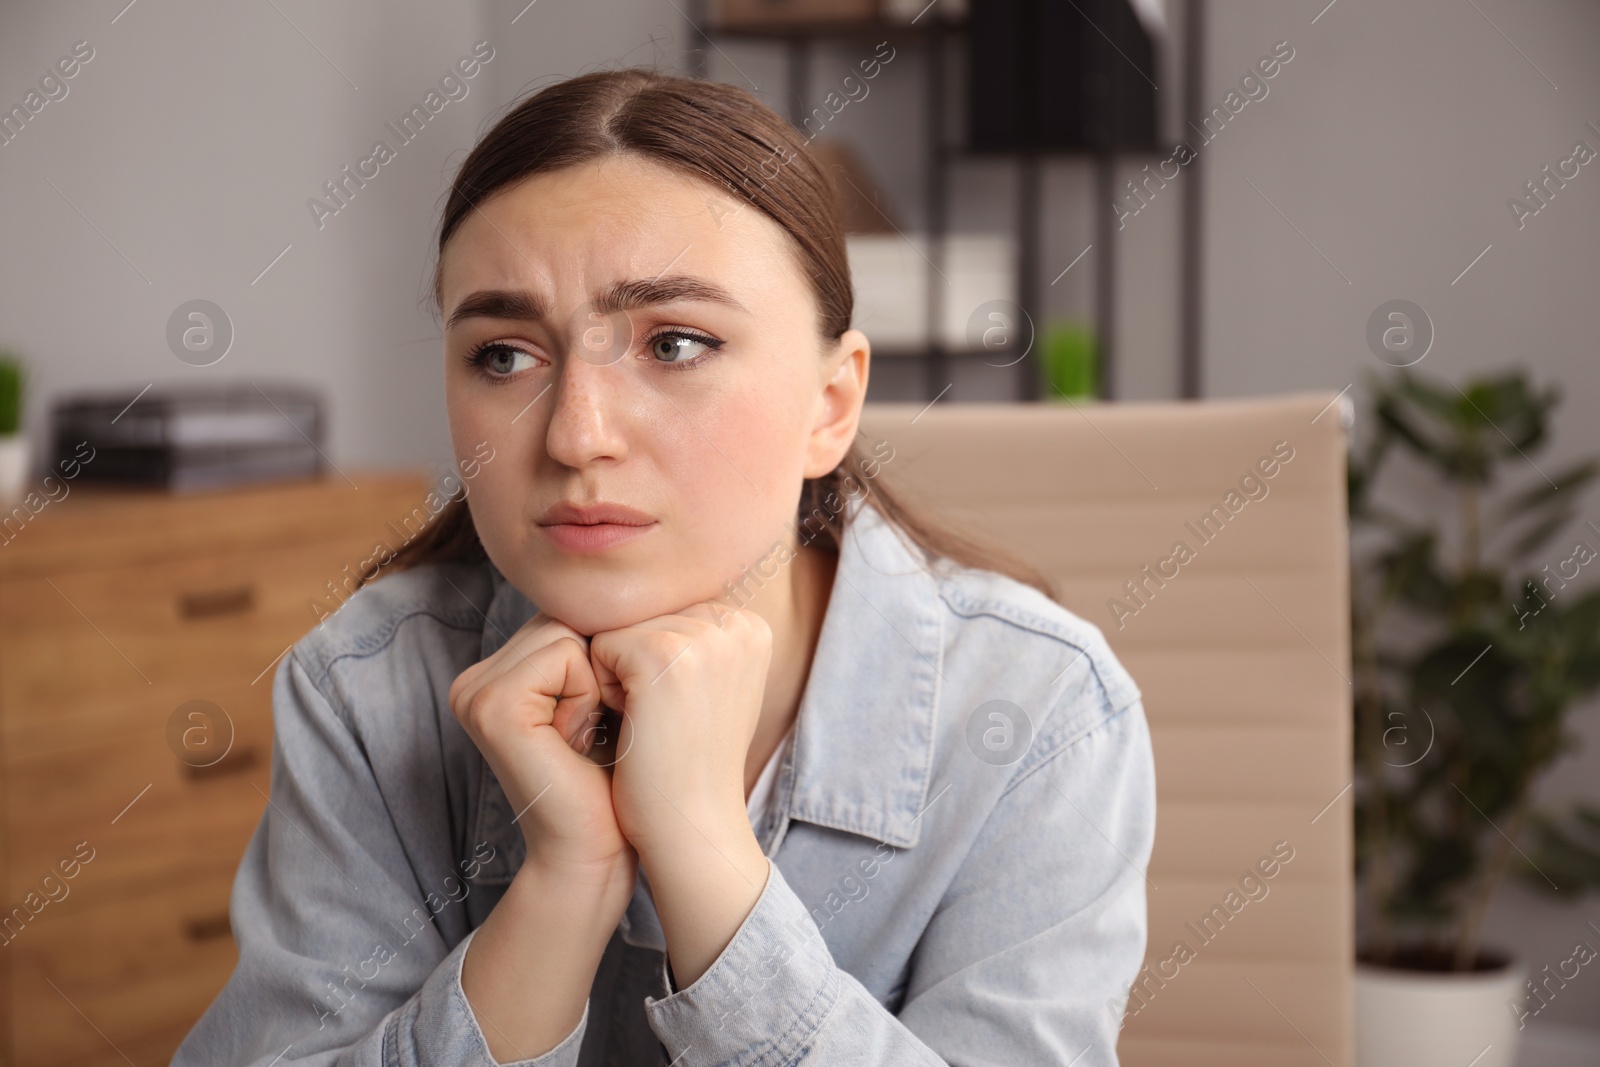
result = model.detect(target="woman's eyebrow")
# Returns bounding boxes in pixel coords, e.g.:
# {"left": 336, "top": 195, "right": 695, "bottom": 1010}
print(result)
{"left": 446, "top": 275, "right": 748, "bottom": 329}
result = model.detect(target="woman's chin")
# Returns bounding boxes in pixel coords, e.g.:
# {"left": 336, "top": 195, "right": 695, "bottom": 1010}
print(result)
{"left": 525, "top": 590, "right": 695, "bottom": 637}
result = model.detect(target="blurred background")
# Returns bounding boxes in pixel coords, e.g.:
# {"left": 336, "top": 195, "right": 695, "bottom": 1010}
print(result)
{"left": 1, "top": 1, "right": 1597, "bottom": 1064}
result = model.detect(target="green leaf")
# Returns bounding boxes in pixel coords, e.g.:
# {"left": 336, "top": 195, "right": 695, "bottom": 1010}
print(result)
{"left": 1499, "top": 458, "right": 1600, "bottom": 518}
{"left": 1519, "top": 804, "right": 1600, "bottom": 898}
{"left": 1507, "top": 508, "right": 1579, "bottom": 559}
{"left": 0, "top": 355, "right": 22, "bottom": 436}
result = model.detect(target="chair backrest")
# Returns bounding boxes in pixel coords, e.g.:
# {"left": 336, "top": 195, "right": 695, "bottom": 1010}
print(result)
{"left": 857, "top": 391, "right": 1353, "bottom": 1067}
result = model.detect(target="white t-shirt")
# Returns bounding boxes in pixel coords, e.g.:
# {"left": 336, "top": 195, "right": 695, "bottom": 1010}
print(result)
{"left": 745, "top": 724, "right": 795, "bottom": 831}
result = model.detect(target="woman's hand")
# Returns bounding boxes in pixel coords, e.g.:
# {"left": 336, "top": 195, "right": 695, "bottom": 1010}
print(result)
{"left": 588, "top": 601, "right": 775, "bottom": 987}
{"left": 448, "top": 612, "right": 636, "bottom": 883}
{"left": 588, "top": 601, "right": 772, "bottom": 859}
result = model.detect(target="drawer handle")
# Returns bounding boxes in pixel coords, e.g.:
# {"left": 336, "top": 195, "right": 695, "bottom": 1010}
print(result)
{"left": 183, "top": 912, "right": 232, "bottom": 942}
{"left": 181, "top": 743, "right": 261, "bottom": 782}
{"left": 177, "top": 585, "right": 256, "bottom": 619}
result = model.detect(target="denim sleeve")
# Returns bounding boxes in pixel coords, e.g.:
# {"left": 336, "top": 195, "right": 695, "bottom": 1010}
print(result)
{"left": 642, "top": 700, "right": 1156, "bottom": 1067}
{"left": 170, "top": 652, "right": 589, "bottom": 1067}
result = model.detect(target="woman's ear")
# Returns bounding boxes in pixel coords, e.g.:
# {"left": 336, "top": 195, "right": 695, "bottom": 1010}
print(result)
{"left": 804, "top": 329, "right": 870, "bottom": 479}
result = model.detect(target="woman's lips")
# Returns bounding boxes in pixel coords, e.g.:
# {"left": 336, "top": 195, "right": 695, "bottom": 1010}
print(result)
{"left": 535, "top": 500, "right": 657, "bottom": 553}
{"left": 538, "top": 521, "right": 657, "bottom": 553}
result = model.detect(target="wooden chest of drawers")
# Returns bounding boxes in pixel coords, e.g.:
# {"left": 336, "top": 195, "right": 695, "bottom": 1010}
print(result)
{"left": 0, "top": 473, "right": 433, "bottom": 1067}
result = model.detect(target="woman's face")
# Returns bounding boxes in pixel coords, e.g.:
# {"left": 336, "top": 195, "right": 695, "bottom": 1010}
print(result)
{"left": 438, "top": 153, "right": 869, "bottom": 635}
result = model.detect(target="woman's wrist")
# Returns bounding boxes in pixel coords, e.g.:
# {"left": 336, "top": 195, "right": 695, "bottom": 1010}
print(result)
{"left": 519, "top": 845, "right": 639, "bottom": 912}
{"left": 637, "top": 820, "right": 768, "bottom": 906}
{"left": 624, "top": 787, "right": 750, "bottom": 866}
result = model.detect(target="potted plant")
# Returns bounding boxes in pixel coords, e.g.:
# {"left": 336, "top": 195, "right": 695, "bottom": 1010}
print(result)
{"left": 1349, "top": 367, "right": 1600, "bottom": 1067}
{"left": 0, "top": 352, "right": 25, "bottom": 506}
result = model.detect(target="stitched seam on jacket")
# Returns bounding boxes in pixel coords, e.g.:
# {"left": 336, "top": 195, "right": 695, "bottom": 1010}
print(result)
{"left": 383, "top": 1002, "right": 401, "bottom": 1067}
{"left": 1001, "top": 698, "right": 1140, "bottom": 799}
{"left": 749, "top": 959, "right": 843, "bottom": 1067}
{"left": 301, "top": 610, "right": 483, "bottom": 733}
{"left": 936, "top": 581, "right": 1140, "bottom": 707}
{"left": 313, "top": 607, "right": 484, "bottom": 686}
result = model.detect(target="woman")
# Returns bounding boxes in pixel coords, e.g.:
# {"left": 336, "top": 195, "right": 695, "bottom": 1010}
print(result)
{"left": 174, "top": 67, "right": 1155, "bottom": 1066}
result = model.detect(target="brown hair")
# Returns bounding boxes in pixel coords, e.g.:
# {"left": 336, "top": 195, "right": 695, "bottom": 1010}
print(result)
{"left": 395, "top": 66, "right": 1055, "bottom": 602}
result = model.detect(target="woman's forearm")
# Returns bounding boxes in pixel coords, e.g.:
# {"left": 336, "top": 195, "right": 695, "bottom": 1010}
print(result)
{"left": 461, "top": 857, "right": 636, "bottom": 1062}
{"left": 638, "top": 805, "right": 771, "bottom": 989}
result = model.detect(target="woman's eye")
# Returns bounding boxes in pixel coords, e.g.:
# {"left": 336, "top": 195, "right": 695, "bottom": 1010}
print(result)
{"left": 648, "top": 331, "right": 716, "bottom": 365}
{"left": 472, "top": 342, "right": 537, "bottom": 377}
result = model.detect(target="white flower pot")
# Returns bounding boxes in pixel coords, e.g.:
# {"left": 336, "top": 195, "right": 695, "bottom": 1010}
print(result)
{"left": 0, "top": 434, "right": 27, "bottom": 507}
{"left": 1355, "top": 955, "right": 1525, "bottom": 1067}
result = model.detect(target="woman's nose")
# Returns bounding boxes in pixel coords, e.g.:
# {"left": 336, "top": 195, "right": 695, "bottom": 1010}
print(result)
{"left": 543, "top": 342, "right": 630, "bottom": 468}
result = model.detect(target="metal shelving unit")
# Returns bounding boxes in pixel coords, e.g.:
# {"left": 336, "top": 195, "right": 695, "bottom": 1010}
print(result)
{"left": 687, "top": 3, "right": 1195, "bottom": 404}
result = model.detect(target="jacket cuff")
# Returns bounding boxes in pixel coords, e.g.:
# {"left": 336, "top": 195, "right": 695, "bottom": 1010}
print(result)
{"left": 400, "top": 925, "right": 590, "bottom": 1066}
{"left": 644, "top": 859, "right": 842, "bottom": 1064}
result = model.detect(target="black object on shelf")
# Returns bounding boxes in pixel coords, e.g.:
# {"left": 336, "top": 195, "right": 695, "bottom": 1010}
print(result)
{"left": 52, "top": 383, "right": 325, "bottom": 493}
{"left": 967, "top": 0, "right": 1159, "bottom": 153}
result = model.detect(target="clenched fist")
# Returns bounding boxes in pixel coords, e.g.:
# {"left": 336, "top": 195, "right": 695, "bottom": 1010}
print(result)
{"left": 448, "top": 612, "right": 635, "bottom": 880}
{"left": 588, "top": 601, "right": 773, "bottom": 860}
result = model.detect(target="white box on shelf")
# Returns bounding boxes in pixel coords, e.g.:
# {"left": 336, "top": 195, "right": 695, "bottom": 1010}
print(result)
{"left": 846, "top": 232, "right": 1016, "bottom": 352}
{"left": 883, "top": 0, "right": 968, "bottom": 21}
{"left": 846, "top": 234, "right": 926, "bottom": 348}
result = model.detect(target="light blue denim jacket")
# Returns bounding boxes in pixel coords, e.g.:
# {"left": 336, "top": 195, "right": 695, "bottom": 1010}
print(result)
{"left": 172, "top": 496, "right": 1156, "bottom": 1066}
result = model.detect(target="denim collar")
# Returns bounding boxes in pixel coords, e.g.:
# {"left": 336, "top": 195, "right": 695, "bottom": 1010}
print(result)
{"left": 479, "top": 493, "right": 943, "bottom": 853}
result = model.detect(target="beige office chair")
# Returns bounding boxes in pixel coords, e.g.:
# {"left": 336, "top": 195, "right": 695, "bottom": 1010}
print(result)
{"left": 858, "top": 391, "right": 1353, "bottom": 1067}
